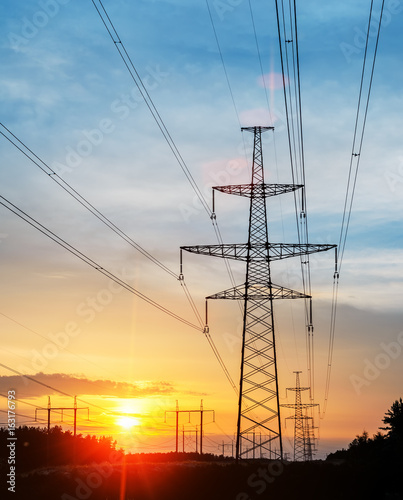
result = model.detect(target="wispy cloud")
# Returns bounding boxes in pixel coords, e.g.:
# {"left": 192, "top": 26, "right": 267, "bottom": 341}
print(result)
{"left": 0, "top": 373, "right": 176, "bottom": 399}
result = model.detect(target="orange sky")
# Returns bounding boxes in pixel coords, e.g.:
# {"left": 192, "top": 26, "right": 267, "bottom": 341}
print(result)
{"left": 1, "top": 0, "right": 403, "bottom": 462}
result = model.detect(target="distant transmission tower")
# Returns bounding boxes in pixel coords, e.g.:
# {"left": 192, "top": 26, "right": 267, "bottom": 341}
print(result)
{"left": 181, "top": 126, "right": 335, "bottom": 460}
{"left": 281, "top": 371, "right": 318, "bottom": 461}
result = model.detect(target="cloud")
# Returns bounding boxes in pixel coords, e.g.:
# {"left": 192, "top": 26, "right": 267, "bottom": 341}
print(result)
{"left": 0, "top": 373, "right": 176, "bottom": 399}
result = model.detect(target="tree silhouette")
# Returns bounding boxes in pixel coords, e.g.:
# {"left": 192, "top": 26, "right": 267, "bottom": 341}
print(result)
{"left": 380, "top": 397, "right": 403, "bottom": 438}
{"left": 0, "top": 426, "right": 123, "bottom": 472}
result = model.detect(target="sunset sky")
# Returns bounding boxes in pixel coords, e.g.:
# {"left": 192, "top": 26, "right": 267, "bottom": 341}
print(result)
{"left": 1, "top": 0, "right": 403, "bottom": 459}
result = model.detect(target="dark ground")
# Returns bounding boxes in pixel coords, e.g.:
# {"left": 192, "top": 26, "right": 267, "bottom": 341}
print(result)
{"left": 2, "top": 458, "right": 402, "bottom": 500}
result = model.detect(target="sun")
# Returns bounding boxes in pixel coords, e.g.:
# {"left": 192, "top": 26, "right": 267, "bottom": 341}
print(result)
{"left": 116, "top": 415, "right": 141, "bottom": 430}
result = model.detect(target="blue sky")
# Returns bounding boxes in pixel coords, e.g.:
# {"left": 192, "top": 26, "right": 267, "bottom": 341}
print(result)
{"left": 1, "top": 0, "right": 403, "bottom": 458}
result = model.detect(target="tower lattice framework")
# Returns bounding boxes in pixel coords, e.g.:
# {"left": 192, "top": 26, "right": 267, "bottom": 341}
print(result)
{"left": 181, "top": 126, "right": 335, "bottom": 460}
{"left": 281, "top": 371, "right": 318, "bottom": 461}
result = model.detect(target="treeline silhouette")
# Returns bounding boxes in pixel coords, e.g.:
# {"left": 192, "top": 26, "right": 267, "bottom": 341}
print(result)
{"left": 0, "top": 425, "right": 123, "bottom": 472}
{"left": 327, "top": 398, "right": 403, "bottom": 465}
{"left": 1, "top": 400, "right": 402, "bottom": 499}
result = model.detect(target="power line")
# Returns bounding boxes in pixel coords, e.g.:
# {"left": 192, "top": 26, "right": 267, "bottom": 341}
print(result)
{"left": 0, "top": 362, "right": 120, "bottom": 418}
{"left": 2, "top": 192, "right": 238, "bottom": 410}
{"left": 0, "top": 408, "right": 46, "bottom": 423}
{"left": 322, "top": 0, "right": 385, "bottom": 418}
{"left": 247, "top": 0, "right": 273, "bottom": 124}
{"left": 90, "top": 0, "right": 245, "bottom": 396}
{"left": 91, "top": 0, "right": 212, "bottom": 218}
{"left": 205, "top": 0, "right": 242, "bottom": 127}
{"left": 0, "top": 195, "right": 202, "bottom": 332}
{"left": 204, "top": 330, "right": 238, "bottom": 395}
{"left": 1, "top": 124, "right": 224, "bottom": 381}
{"left": 204, "top": 0, "right": 252, "bottom": 184}
{"left": 0, "top": 394, "right": 118, "bottom": 431}
{"left": 275, "top": 0, "right": 315, "bottom": 401}
{"left": 338, "top": 0, "right": 384, "bottom": 270}
{"left": 0, "top": 311, "right": 131, "bottom": 384}
{"left": 0, "top": 123, "right": 177, "bottom": 280}
{"left": 0, "top": 124, "right": 238, "bottom": 397}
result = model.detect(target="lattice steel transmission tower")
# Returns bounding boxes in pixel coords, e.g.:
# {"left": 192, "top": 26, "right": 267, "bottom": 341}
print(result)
{"left": 181, "top": 126, "right": 335, "bottom": 460}
{"left": 281, "top": 371, "right": 318, "bottom": 461}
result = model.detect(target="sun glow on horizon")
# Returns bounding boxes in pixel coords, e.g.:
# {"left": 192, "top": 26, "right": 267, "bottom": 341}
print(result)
{"left": 116, "top": 415, "right": 141, "bottom": 430}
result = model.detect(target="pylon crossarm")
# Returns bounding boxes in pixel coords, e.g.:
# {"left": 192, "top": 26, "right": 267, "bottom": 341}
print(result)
{"left": 213, "top": 183, "right": 303, "bottom": 198}
{"left": 280, "top": 403, "right": 318, "bottom": 408}
{"left": 207, "top": 283, "right": 310, "bottom": 300}
{"left": 181, "top": 243, "right": 250, "bottom": 260}
{"left": 206, "top": 285, "right": 245, "bottom": 299}
{"left": 181, "top": 243, "right": 336, "bottom": 262}
{"left": 284, "top": 415, "right": 314, "bottom": 420}
{"left": 285, "top": 386, "right": 310, "bottom": 393}
{"left": 268, "top": 243, "right": 336, "bottom": 260}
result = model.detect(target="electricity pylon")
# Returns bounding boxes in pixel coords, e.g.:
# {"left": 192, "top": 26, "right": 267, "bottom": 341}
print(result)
{"left": 165, "top": 400, "right": 214, "bottom": 454}
{"left": 181, "top": 126, "right": 335, "bottom": 460}
{"left": 35, "top": 396, "right": 89, "bottom": 436}
{"left": 281, "top": 371, "right": 318, "bottom": 461}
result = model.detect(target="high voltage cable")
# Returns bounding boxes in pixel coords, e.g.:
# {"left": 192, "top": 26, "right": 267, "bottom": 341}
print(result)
{"left": 204, "top": 0, "right": 251, "bottom": 315}
{"left": 0, "top": 362, "right": 130, "bottom": 419}
{"left": 0, "top": 123, "right": 177, "bottom": 280}
{"left": 0, "top": 125, "right": 217, "bottom": 369}
{"left": 205, "top": 1, "right": 270, "bottom": 320}
{"left": 275, "top": 0, "right": 315, "bottom": 400}
{"left": 0, "top": 394, "right": 73, "bottom": 423}
{"left": 338, "top": 0, "right": 384, "bottom": 271}
{"left": 1, "top": 195, "right": 238, "bottom": 396}
{"left": 322, "top": 0, "right": 385, "bottom": 418}
{"left": 181, "top": 265, "right": 238, "bottom": 393}
{"left": 0, "top": 195, "right": 201, "bottom": 332}
{"left": 322, "top": 278, "right": 339, "bottom": 416}
{"left": 90, "top": 0, "right": 211, "bottom": 218}
{"left": 247, "top": 0, "right": 294, "bottom": 381}
{"left": 205, "top": 0, "right": 242, "bottom": 127}
{"left": 91, "top": 0, "right": 258, "bottom": 401}
{"left": 205, "top": 330, "right": 238, "bottom": 395}
{"left": 0, "top": 123, "right": 209, "bottom": 332}
{"left": 3, "top": 1, "right": 257, "bottom": 416}
{"left": 1, "top": 307, "right": 237, "bottom": 439}
{"left": 205, "top": 0, "right": 251, "bottom": 182}
{"left": 247, "top": 0, "right": 273, "bottom": 123}
{"left": 205, "top": 0, "right": 281, "bottom": 398}
{"left": 0, "top": 393, "right": 117, "bottom": 430}
{"left": 0, "top": 408, "right": 46, "bottom": 423}
{"left": 90, "top": 0, "right": 244, "bottom": 393}
{"left": 1, "top": 122, "right": 237, "bottom": 396}
{"left": 0, "top": 311, "right": 135, "bottom": 385}
{"left": 0, "top": 342, "right": 140, "bottom": 413}
{"left": 206, "top": 0, "right": 303, "bottom": 394}
{"left": 290, "top": 0, "right": 315, "bottom": 403}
